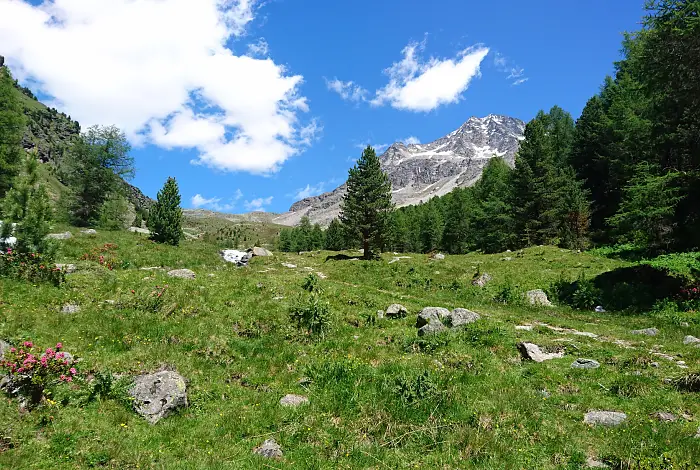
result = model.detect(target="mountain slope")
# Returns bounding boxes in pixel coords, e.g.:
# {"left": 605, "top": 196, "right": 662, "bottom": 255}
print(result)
{"left": 273, "top": 114, "right": 525, "bottom": 226}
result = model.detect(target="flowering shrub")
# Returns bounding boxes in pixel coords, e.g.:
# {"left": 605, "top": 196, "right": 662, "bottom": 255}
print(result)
{"left": 0, "top": 249, "right": 65, "bottom": 286}
{"left": 0, "top": 341, "right": 77, "bottom": 405}
{"left": 80, "top": 243, "right": 123, "bottom": 270}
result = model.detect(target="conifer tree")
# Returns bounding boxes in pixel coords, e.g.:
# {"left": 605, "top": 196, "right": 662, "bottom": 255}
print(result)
{"left": 441, "top": 188, "right": 473, "bottom": 254}
{"left": 472, "top": 157, "right": 514, "bottom": 253}
{"left": 340, "top": 146, "right": 393, "bottom": 260}
{"left": 148, "top": 177, "right": 183, "bottom": 246}
{"left": 324, "top": 218, "right": 346, "bottom": 251}
{"left": 0, "top": 66, "right": 25, "bottom": 199}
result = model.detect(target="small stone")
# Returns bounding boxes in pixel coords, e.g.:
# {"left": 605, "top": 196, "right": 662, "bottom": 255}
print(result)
{"left": 80, "top": 229, "right": 97, "bottom": 235}
{"left": 47, "top": 231, "right": 72, "bottom": 240}
{"left": 538, "top": 389, "right": 550, "bottom": 398}
{"left": 471, "top": 273, "right": 492, "bottom": 288}
{"left": 416, "top": 307, "right": 451, "bottom": 328}
{"left": 571, "top": 358, "right": 600, "bottom": 369}
{"left": 526, "top": 289, "right": 552, "bottom": 307}
{"left": 167, "top": 269, "right": 196, "bottom": 280}
{"left": 279, "top": 394, "right": 308, "bottom": 407}
{"left": 56, "top": 263, "right": 77, "bottom": 274}
{"left": 680, "top": 322, "right": 689, "bottom": 327}
{"left": 0, "top": 340, "right": 11, "bottom": 360}
{"left": 385, "top": 304, "right": 408, "bottom": 319}
{"left": 447, "top": 308, "right": 481, "bottom": 328}
{"left": 594, "top": 306, "right": 606, "bottom": 313}
{"left": 630, "top": 327, "right": 659, "bottom": 336}
{"left": 501, "top": 257, "right": 513, "bottom": 261}
{"left": 281, "top": 263, "right": 297, "bottom": 269}
{"left": 376, "top": 310, "right": 385, "bottom": 319}
{"left": 518, "top": 342, "right": 564, "bottom": 362}
{"left": 418, "top": 321, "right": 447, "bottom": 337}
{"left": 584, "top": 411, "right": 627, "bottom": 427}
{"left": 129, "top": 371, "right": 187, "bottom": 424}
{"left": 316, "top": 272, "right": 327, "bottom": 279}
{"left": 650, "top": 362, "right": 659, "bottom": 368}
{"left": 61, "top": 303, "right": 80, "bottom": 314}
{"left": 128, "top": 227, "right": 150, "bottom": 235}
{"left": 253, "top": 439, "right": 282, "bottom": 459}
{"left": 651, "top": 412, "right": 677, "bottom": 422}
{"left": 586, "top": 457, "right": 609, "bottom": 468}
{"left": 515, "top": 325, "right": 533, "bottom": 331}
{"left": 683, "top": 335, "right": 700, "bottom": 345}
{"left": 430, "top": 253, "right": 445, "bottom": 260}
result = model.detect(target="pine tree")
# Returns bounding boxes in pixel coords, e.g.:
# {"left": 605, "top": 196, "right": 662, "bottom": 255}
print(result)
{"left": 1, "top": 152, "right": 54, "bottom": 255}
{"left": 557, "top": 167, "right": 591, "bottom": 251}
{"left": 148, "top": 177, "right": 183, "bottom": 246}
{"left": 441, "top": 188, "right": 473, "bottom": 254}
{"left": 324, "top": 218, "right": 346, "bottom": 251}
{"left": 472, "top": 157, "right": 514, "bottom": 253}
{"left": 340, "top": 146, "right": 394, "bottom": 260}
{"left": 0, "top": 66, "right": 25, "bottom": 200}
{"left": 419, "top": 203, "right": 444, "bottom": 253}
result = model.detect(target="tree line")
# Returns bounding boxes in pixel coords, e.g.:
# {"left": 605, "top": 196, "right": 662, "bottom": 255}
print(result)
{"left": 279, "top": 0, "right": 700, "bottom": 258}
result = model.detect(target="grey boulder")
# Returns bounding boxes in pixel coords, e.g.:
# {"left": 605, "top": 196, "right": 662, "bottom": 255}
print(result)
{"left": 250, "top": 247, "right": 273, "bottom": 257}
{"left": 254, "top": 439, "right": 283, "bottom": 459}
{"left": 416, "top": 307, "right": 451, "bottom": 328}
{"left": 446, "top": 308, "right": 481, "bottom": 328}
{"left": 526, "top": 289, "right": 553, "bottom": 307}
{"left": 80, "top": 229, "right": 98, "bottom": 235}
{"left": 130, "top": 371, "right": 187, "bottom": 424}
{"left": 571, "top": 358, "right": 600, "bottom": 369}
{"left": 47, "top": 232, "right": 72, "bottom": 240}
{"left": 683, "top": 335, "right": 700, "bottom": 345}
{"left": 430, "top": 253, "right": 445, "bottom": 260}
{"left": 630, "top": 327, "right": 659, "bottom": 336}
{"left": 471, "top": 273, "right": 492, "bottom": 287}
{"left": 129, "top": 227, "right": 151, "bottom": 235}
{"left": 167, "top": 269, "right": 196, "bottom": 280}
{"left": 584, "top": 411, "right": 627, "bottom": 427}
{"left": 385, "top": 304, "right": 408, "bottom": 319}
{"left": 518, "top": 342, "right": 564, "bottom": 363}
{"left": 279, "top": 394, "right": 309, "bottom": 407}
{"left": 418, "top": 321, "right": 447, "bottom": 337}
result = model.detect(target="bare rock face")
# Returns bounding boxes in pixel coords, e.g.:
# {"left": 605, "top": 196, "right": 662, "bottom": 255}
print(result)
{"left": 273, "top": 115, "right": 525, "bottom": 226}
{"left": 130, "top": 371, "right": 187, "bottom": 424}
{"left": 254, "top": 439, "right": 283, "bottom": 459}
{"left": 584, "top": 411, "right": 627, "bottom": 427}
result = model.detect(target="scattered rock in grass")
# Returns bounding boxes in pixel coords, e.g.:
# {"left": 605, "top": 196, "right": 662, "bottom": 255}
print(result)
{"left": 695, "top": 427, "right": 700, "bottom": 439}
{"left": 167, "top": 269, "right": 196, "bottom": 280}
{"left": 385, "top": 304, "right": 408, "bottom": 319}
{"left": 501, "top": 257, "right": 513, "bottom": 261}
{"left": 594, "top": 306, "right": 606, "bottom": 313}
{"left": 526, "top": 289, "right": 552, "bottom": 307}
{"left": 447, "top": 308, "right": 481, "bottom": 328}
{"left": 388, "top": 256, "right": 411, "bottom": 264}
{"left": 584, "top": 411, "right": 627, "bottom": 427}
{"left": 571, "top": 358, "right": 600, "bottom": 369}
{"left": 298, "top": 377, "right": 312, "bottom": 387}
{"left": 140, "top": 266, "right": 164, "bottom": 271}
{"left": 651, "top": 412, "right": 677, "bottom": 422}
{"left": 586, "top": 457, "right": 609, "bottom": 468}
{"left": 517, "top": 342, "right": 564, "bottom": 363}
{"left": 279, "top": 394, "right": 309, "bottom": 407}
{"left": 47, "top": 231, "right": 72, "bottom": 240}
{"left": 61, "top": 303, "right": 80, "bottom": 314}
{"left": 56, "top": 263, "right": 77, "bottom": 274}
{"left": 515, "top": 325, "right": 534, "bottom": 331}
{"left": 376, "top": 310, "right": 385, "bottom": 319}
{"left": 253, "top": 439, "right": 282, "bottom": 459}
{"left": 273, "top": 296, "right": 285, "bottom": 301}
{"left": 130, "top": 371, "right": 187, "bottom": 424}
{"left": 472, "top": 272, "right": 492, "bottom": 287}
{"left": 0, "top": 340, "right": 10, "bottom": 360}
{"left": 250, "top": 247, "right": 273, "bottom": 257}
{"left": 680, "top": 322, "right": 689, "bottom": 327}
{"left": 416, "top": 307, "right": 451, "bottom": 327}
{"left": 651, "top": 362, "right": 660, "bottom": 368}
{"left": 220, "top": 250, "right": 251, "bottom": 267}
{"left": 430, "top": 253, "right": 445, "bottom": 260}
{"left": 631, "top": 327, "right": 659, "bottom": 336}
{"left": 128, "top": 227, "right": 150, "bottom": 235}
{"left": 281, "top": 263, "right": 297, "bottom": 269}
{"left": 418, "top": 321, "right": 447, "bottom": 337}
{"left": 80, "top": 229, "right": 97, "bottom": 235}
{"left": 683, "top": 335, "right": 700, "bottom": 345}
{"left": 538, "top": 389, "right": 551, "bottom": 398}
{"left": 316, "top": 272, "right": 327, "bottom": 279}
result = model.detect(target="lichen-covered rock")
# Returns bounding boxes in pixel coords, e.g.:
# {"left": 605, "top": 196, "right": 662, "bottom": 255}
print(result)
{"left": 418, "top": 321, "right": 447, "bottom": 337}
{"left": 471, "top": 273, "right": 492, "bottom": 287}
{"left": 630, "top": 327, "right": 658, "bottom": 336}
{"left": 517, "top": 342, "right": 564, "bottom": 363}
{"left": 253, "top": 439, "right": 283, "bottom": 459}
{"left": 447, "top": 308, "right": 481, "bottom": 328}
{"left": 167, "top": 269, "right": 196, "bottom": 280}
{"left": 584, "top": 411, "right": 627, "bottom": 427}
{"left": 129, "top": 371, "right": 187, "bottom": 424}
{"left": 683, "top": 335, "right": 699, "bottom": 345}
{"left": 526, "top": 289, "right": 552, "bottom": 307}
{"left": 279, "top": 394, "right": 309, "bottom": 407}
{"left": 385, "top": 304, "right": 408, "bottom": 319}
{"left": 416, "top": 307, "right": 451, "bottom": 328}
{"left": 571, "top": 358, "right": 600, "bottom": 369}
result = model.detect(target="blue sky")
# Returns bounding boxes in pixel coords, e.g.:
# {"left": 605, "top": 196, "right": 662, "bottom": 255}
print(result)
{"left": 1, "top": 0, "right": 645, "bottom": 213}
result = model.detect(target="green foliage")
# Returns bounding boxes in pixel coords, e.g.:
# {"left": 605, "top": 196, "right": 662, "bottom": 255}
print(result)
{"left": 98, "top": 194, "right": 129, "bottom": 230}
{"left": 148, "top": 177, "right": 183, "bottom": 246}
{"left": 550, "top": 272, "right": 602, "bottom": 310}
{"left": 301, "top": 273, "right": 323, "bottom": 293}
{"left": 0, "top": 67, "right": 25, "bottom": 199}
{"left": 278, "top": 216, "right": 326, "bottom": 252}
{"left": 289, "top": 294, "right": 332, "bottom": 338}
{"left": 340, "top": 146, "right": 394, "bottom": 259}
{"left": 391, "top": 370, "right": 439, "bottom": 404}
{"left": 0, "top": 250, "right": 65, "bottom": 286}
{"left": 324, "top": 218, "right": 349, "bottom": 251}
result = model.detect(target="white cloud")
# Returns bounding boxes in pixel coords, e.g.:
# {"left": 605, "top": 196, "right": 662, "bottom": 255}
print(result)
{"left": 191, "top": 191, "right": 242, "bottom": 212}
{"left": 494, "top": 52, "right": 528, "bottom": 86}
{"left": 355, "top": 142, "right": 389, "bottom": 153}
{"left": 0, "top": 0, "right": 317, "bottom": 175}
{"left": 247, "top": 37, "right": 269, "bottom": 57}
{"left": 403, "top": 136, "right": 420, "bottom": 145}
{"left": 244, "top": 196, "right": 274, "bottom": 211}
{"left": 370, "top": 41, "right": 489, "bottom": 112}
{"left": 325, "top": 78, "right": 368, "bottom": 102}
{"left": 293, "top": 182, "right": 326, "bottom": 200}
{"left": 512, "top": 78, "right": 528, "bottom": 86}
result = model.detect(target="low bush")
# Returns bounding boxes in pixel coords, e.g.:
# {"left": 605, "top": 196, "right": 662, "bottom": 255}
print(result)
{"left": 0, "top": 249, "right": 65, "bottom": 286}
{"left": 80, "top": 243, "right": 124, "bottom": 270}
{"left": 289, "top": 294, "right": 332, "bottom": 338}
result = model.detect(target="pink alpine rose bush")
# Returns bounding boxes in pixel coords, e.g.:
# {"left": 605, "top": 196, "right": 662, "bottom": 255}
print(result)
{"left": 0, "top": 249, "right": 66, "bottom": 286}
{"left": 0, "top": 341, "right": 77, "bottom": 405}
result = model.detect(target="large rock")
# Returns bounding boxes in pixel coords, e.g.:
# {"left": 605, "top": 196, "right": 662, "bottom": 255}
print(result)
{"left": 418, "top": 321, "right": 447, "bottom": 337}
{"left": 447, "top": 308, "right": 481, "bottom": 328}
{"left": 253, "top": 439, "right": 283, "bottom": 459}
{"left": 683, "top": 335, "right": 700, "bottom": 345}
{"left": 128, "top": 226, "right": 150, "bottom": 235}
{"left": 279, "top": 394, "right": 309, "bottom": 407}
{"left": 220, "top": 250, "right": 251, "bottom": 267}
{"left": 167, "top": 269, "right": 196, "bottom": 280}
{"left": 80, "top": 229, "right": 98, "bottom": 235}
{"left": 571, "top": 358, "right": 600, "bottom": 369}
{"left": 517, "top": 342, "right": 564, "bottom": 363}
{"left": 630, "top": 327, "right": 659, "bottom": 336}
{"left": 584, "top": 411, "right": 627, "bottom": 427}
{"left": 385, "top": 304, "right": 408, "bottom": 319}
{"left": 416, "top": 307, "right": 451, "bottom": 328}
{"left": 250, "top": 247, "right": 273, "bottom": 257}
{"left": 472, "top": 273, "right": 492, "bottom": 288}
{"left": 526, "top": 290, "right": 552, "bottom": 307}
{"left": 130, "top": 371, "right": 187, "bottom": 424}
{"left": 47, "top": 232, "right": 72, "bottom": 240}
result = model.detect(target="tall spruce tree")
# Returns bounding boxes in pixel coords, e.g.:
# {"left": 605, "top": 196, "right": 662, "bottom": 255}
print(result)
{"left": 472, "top": 157, "right": 514, "bottom": 253}
{"left": 441, "top": 188, "right": 473, "bottom": 254}
{"left": 340, "top": 146, "right": 393, "bottom": 260}
{"left": 148, "top": 177, "right": 183, "bottom": 246}
{"left": 324, "top": 218, "right": 346, "bottom": 251}
{"left": 0, "top": 66, "right": 25, "bottom": 200}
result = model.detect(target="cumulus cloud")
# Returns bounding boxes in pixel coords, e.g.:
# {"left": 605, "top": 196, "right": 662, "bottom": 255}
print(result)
{"left": 191, "top": 189, "right": 243, "bottom": 212}
{"left": 245, "top": 196, "right": 274, "bottom": 211}
{"left": 370, "top": 41, "right": 489, "bottom": 112}
{"left": 325, "top": 78, "right": 368, "bottom": 102}
{"left": 247, "top": 38, "right": 269, "bottom": 57}
{"left": 0, "top": 0, "right": 317, "bottom": 174}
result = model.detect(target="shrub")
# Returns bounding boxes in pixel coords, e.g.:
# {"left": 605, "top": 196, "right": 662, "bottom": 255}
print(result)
{"left": 289, "top": 294, "right": 331, "bottom": 337}
{"left": 392, "top": 370, "right": 438, "bottom": 404}
{"left": 301, "top": 273, "right": 323, "bottom": 293}
{"left": 98, "top": 194, "right": 129, "bottom": 230}
{"left": 0, "top": 341, "right": 77, "bottom": 405}
{"left": 118, "top": 285, "right": 168, "bottom": 313}
{"left": 550, "top": 272, "right": 602, "bottom": 310}
{"left": 494, "top": 281, "right": 521, "bottom": 304}
{"left": 0, "top": 249, "right": 65, "bottom": 286}
{"left": 80, "top": 243, "right": 123, "bottom": 270}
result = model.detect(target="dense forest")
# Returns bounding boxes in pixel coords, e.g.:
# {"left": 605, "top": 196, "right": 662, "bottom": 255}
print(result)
{"left": 280, "top": 0, "right": 700, "bottom": 256}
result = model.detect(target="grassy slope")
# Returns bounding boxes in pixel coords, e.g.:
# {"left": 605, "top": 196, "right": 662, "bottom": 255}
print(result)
{"left": 1, "top": 231, "right": 699, "bottom": 469}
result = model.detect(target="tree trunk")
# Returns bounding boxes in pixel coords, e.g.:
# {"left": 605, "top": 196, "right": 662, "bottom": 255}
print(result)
{"left": 363, "top": 237, "right": 370, "bottom": 260}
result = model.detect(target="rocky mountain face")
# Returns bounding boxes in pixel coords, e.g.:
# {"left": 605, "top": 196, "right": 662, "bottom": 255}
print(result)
{"left": 274, "top": 114, "right": 525, "bottom": 227}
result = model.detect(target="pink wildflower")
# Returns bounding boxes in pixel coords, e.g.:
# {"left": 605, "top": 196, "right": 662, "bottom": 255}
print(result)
{"left": 65, "top": 376, "right": 73, "bottom": 382}
{"left": 9, "top": 347, "right": 15, "bottom": 353}
{"left": 70, "top": 367, "right": 77, "bottom": 375}
{"left": 56, "top": 352, "right": 65, "bottom": 359}
{"left": 59, "top": 374, "right": 66, "bottom": 381}
{"left": 23, "top": 341, "right": 33, "bottom": 348}
{"left": 55, "top": 342, "right": 63, "bottom": 349}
